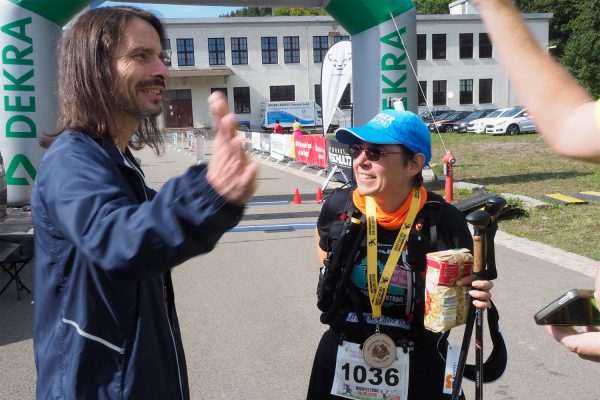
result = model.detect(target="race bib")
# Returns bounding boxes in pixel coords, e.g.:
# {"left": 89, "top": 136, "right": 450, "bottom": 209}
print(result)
{"left": 331, "top": 341, "right": 409, "bottom": 400}
{"left": 443, "top": 344, "right": 460, "bottom": 395}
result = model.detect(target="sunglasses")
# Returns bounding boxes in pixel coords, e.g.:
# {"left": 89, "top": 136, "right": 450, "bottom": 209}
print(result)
{"left": 348, "top": 144, "right": 404, "bottom": 161}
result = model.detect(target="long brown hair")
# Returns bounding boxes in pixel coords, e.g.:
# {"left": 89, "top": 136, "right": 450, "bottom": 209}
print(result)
{"left": 42, "top": 6, "right": 167, "bottom": 154}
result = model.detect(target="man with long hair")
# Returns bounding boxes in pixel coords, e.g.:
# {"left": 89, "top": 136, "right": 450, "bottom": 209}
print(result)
{"left": 31, "top": 6, "right": 257, "bottom": 398}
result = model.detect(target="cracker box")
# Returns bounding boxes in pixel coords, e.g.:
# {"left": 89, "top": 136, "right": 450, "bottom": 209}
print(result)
{"left": 424, "top": 249, "right": 473, "bottom": 333}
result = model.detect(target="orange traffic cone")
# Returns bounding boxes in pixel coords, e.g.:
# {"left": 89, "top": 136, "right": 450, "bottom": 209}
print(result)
{"left": 293, "top": 187, "right": 302, "bottom": 204}
{"left": 316, "top": 187, "right": 323, "bottom": 203}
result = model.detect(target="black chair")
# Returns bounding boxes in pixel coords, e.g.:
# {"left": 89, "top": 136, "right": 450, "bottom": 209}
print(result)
{"left": 0, "top": 234, "right": 34, "bottom": 300}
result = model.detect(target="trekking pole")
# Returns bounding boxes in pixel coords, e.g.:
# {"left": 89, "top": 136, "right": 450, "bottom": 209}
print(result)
{"left": 451, "top": 209, "right": 489, "bottom": 400}
{"left": 451, "top": 196, "right": 506, "bottom": 400}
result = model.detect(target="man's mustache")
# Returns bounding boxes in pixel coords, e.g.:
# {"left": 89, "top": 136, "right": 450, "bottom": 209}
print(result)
{"left": 138, "top": 79, "right": 166, "bottom": 90}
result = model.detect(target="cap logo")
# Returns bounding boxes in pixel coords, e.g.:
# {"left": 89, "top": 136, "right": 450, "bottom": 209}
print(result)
{"left": 372, "top": 113, "right": 395, "bottom": 128}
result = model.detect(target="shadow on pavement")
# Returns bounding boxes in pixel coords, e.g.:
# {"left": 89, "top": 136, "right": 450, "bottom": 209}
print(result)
{"left": 0, "top": 259, "right": 34, "bottom": 345}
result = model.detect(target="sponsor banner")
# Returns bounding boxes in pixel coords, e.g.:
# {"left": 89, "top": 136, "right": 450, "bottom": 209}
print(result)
{"left": 294, "top": 136, "right": 327, "bottom": 168}
{"left": 260, "top": 133, "right": 271, "bottom": 153}
{"left": 251, "top": 131, "right": 261, "bottom": 151}
{"left": 326, "top": 138, "right": 353, "bottom": 181}
{"left": 321, "top": 41, "right": 352, "bottom": 134}
{"left": 265, "top": 101, "right": 317, "bottom": 127}
{"left": 347, "top": 9, "right": 417, "bottom": 124}
{"left": 0, "top": 1, "right": 64, "bottom": 205}
{"left": 270, "top": 134, "right": 294, "bottom": 161}
{"left": 285, "top": 135, "right": 295, "bottom": 159}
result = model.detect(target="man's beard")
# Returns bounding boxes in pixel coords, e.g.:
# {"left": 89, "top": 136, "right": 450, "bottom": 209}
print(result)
{"left": 114, "top": 91, "right": 163, "bottom": 119}
{"left": 114, "top": 78, "right": 165, "bottom": 119}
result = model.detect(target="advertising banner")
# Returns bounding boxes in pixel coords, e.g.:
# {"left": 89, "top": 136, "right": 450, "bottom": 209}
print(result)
{"left": 326, "top": 138, "right": 353, "bottom": 182}
{"left": 0, "top": 0, "right": 82, "bottom": 205}
{"left": 270, "top": 134, "right": 295, "bottom": 161}
{"left": 326, "top": 1, "right": 417, "bottom": 124}
{"left": 251, "top": 131, "right": 261, "bottom": 151}
{"left": 294, "top": 136, "right": 327, "bottom": 168}
{"left": 260, "top": 133, "right": 271, "bottom": 153}
{"left": 321, "top": 41, "right": 352, "bottom": 134}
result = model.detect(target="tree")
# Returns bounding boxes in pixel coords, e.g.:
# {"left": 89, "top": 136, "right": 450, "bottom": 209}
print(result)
{"left": 515, "top": 0, "right": 580, "bottom": 58}
{"left": 561, "top": 3, "right": 600, "bottom": 97}
{"left": 221, "top": 7, "right": 273, "bottom": 17}
{"left": 413, "top": 0, "right": 452, "bottom": 14}
{"left": 274, "top": 8, "right": 327, "bottom": 16}
{"left": 516, "top": 0, "right": 598, "bottom": 96}
{"left": 221, "top": 7, "right": 326, "bottom": 17}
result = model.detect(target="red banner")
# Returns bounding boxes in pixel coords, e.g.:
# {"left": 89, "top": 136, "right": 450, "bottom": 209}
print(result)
{"left": 294, "top": 136, "right": 328, "bottom": 168}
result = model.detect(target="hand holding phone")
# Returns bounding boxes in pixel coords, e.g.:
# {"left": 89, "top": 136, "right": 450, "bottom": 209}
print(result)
{"left": 534, "top": 289, "right": 600, "bottom": 326}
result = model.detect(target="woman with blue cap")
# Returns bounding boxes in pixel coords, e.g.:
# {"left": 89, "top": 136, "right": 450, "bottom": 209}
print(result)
{"left": 307, "top": 109, "right": 493, "bottom": 399}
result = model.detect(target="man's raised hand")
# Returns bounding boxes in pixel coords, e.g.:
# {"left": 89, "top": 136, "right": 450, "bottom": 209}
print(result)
{"left": 206, "top": 91, "right": 258, "bottom": 204}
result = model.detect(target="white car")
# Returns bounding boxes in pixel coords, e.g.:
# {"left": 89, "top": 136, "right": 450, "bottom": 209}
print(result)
{"left": 485, "top": 107, "right": 536, "bottom": 135}
{"left": 466, "top": 108, "right": 512, "bottom": 134}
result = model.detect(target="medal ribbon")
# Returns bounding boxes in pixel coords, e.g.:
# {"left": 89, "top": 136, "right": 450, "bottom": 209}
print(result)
{"left": 366, "top": 189, "right": 422, "bottom": 319}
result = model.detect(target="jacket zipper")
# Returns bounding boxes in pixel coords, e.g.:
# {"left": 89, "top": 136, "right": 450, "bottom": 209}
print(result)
{"left": 162, "top": 275, "right": 185, "bottom": 400}
{"left": 123, "top": 152, "right": 185, "bottom": 400}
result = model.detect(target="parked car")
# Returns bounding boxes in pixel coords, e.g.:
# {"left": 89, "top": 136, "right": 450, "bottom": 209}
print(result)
{"left": 453, "top": 109, "right": 496, "bottom": 133}
{"left": 428, "top": 111, "right": 472, "bottom": 132}
{"left": 419, "top": 109, "right": 455, "bottom": 124}
{"left": 485, "top": 107, "right": 536, "bottom": 135}
{"left": 466, "top": 107, "right": 513, "bottom": 134}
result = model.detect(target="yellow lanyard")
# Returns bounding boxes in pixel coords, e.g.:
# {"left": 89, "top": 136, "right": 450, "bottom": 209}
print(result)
{"left": 366, "top": 189, "right": 421, "bottom": 319}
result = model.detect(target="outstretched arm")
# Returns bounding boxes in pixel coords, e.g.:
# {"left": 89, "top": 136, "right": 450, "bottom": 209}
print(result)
{"left": 545, "top": 266, "right": 600, "bottom": 362}
{"left": 470, "top": 0, "right": 600, "bottom": 162}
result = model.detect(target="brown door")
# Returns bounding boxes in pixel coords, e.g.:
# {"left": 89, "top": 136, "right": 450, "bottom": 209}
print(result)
{"left": 164, "top": 89, "right": 193, "bottom": 128}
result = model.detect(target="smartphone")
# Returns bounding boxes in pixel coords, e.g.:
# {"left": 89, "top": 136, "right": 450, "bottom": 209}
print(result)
{"left": 534, "top": 289, "right": 600, "bottom": 326}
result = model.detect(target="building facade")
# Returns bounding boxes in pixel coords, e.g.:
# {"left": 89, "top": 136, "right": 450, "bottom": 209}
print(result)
{"left": 162, "top": 9, "right": 551, "bottom": 130}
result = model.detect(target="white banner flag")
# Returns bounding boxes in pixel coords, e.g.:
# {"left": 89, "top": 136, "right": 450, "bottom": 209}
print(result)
{"left": 321, "top": 40, "right": 352, "bottom": 134}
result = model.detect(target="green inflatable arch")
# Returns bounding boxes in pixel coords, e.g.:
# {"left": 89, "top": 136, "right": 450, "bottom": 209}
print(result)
{"left": 0, "top": 0, "right": 417, "bottom": 205}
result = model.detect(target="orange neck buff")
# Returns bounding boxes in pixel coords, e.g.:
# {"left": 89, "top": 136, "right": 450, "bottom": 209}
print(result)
{"left": 352, "top": 186, "right": 428, "bottom": 230}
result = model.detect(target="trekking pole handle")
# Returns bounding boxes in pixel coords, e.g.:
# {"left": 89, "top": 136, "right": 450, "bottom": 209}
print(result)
{"left": 466, "top": 209, "right": 490, "bottom": 276}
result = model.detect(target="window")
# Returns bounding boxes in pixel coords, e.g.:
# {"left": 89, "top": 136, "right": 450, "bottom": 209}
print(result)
{"left": 433, "top": 80, "right": 447, "bottom": 106}
{"left": 313, "top": 36, "right": 328, "bottom": 63}
{"left": 432, "top": 34, "right": 446, "bottom": 59}
{"left": 284, "top": 36, "right": 300, "bottom": 63}
{"left": 231, "top": 37, "right": 248, "bottom": 65}
{"left": 233, "top": 87, "right": 250, "bottom": 114}
{"left": 208, "top": 38, "right": 225, "bottom": 66}
{"left": 418, "top": 81, "right": 427, "bottom": 106}
{"left": 459, "top": 79, "right": 473, "bottom": 104}
{"left": 459, "top": 33, "right": 473, "bottom": 59}
{"left": 479, "top": 79, "right": 493, "bottom": 103}
{"left": 176, "top": 38, "right": 194, "bottom": 66}
{"left": 314, "top": 84, "right": 322, "bottom": 107}
{"left": 333, "top": 35, "right": 350, "bottom": 44}
{"left": 270, "top": 85, "right": 295, "bottom": 101}
{"left": 261, "top": 37, "right": 278, "bottom": 64}
{"left": 164, "top": 39, "right": 172, "bottom": 66}
{"left": 339, "top": 84, "right": 352, "bottom": 108}
{"left": 210, "top": 87, "right": 228, "bottom": 98}
{"left": 479, "top": 33, "right": 493, "bottom": 58}
{"left": 417, "top": 34, "right": 426, "bottom": 60}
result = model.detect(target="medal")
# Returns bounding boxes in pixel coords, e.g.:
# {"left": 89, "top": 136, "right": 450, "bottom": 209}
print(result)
{"left": 363, "top": 325, "right": 397, "bottom": 368}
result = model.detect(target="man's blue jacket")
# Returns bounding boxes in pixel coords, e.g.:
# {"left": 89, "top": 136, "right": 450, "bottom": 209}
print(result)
{"left": 30, "top": 131, "right": 244, "bottom": 399}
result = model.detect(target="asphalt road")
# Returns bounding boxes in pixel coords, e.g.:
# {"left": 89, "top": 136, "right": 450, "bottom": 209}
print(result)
{"left": 1, "top": 142, "right": 599, "bottom": 399}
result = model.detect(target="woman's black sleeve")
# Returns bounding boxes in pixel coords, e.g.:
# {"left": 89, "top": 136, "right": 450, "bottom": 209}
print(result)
{"left": 317, "top": 188, "right": 351, "bottom": 252}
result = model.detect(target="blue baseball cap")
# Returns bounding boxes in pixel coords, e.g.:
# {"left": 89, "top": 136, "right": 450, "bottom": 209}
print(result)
{"left": 335, "top": 109, "right": 432, "bottom": 164}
